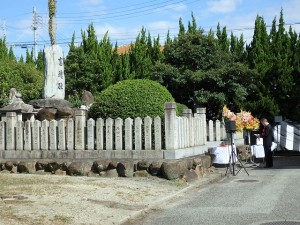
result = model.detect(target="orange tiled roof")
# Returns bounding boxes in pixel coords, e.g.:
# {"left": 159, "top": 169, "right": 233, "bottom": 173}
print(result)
{"left": 117, "top": 44, "right": 164, "bottom": 54}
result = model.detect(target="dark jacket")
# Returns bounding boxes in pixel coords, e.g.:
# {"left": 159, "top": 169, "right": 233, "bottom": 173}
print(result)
{"left": 261, "top": 124, "right": 273, "bottom": 147}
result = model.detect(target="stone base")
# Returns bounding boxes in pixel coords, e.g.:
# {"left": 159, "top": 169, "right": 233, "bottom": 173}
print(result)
{"left": 28, "top": 98, "right": 73, "bottom": 108}
{"left": 0, "top": 150, "right": 164, "bottom": 160}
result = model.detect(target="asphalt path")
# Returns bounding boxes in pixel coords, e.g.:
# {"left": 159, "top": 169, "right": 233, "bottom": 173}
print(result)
{"left": 124, "top": 151, "right": 300, "bottom": 225}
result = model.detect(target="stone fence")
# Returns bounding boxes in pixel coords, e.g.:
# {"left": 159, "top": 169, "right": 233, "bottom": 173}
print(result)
{"left": 0, "top": 102, "right": 243, "bottom": 160}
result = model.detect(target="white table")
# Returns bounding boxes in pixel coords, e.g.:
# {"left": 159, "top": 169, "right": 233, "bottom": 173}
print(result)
{"left": 211, "top": 145, "right": 237, "bottom": 164}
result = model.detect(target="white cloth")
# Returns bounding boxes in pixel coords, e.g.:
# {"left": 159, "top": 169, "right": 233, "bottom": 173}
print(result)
{"left": 211, "top": 145, "right": 237, "bottom": 164}
{"left": 251, "top": 142, "right": 277, "bottom": 159}
{"left": 251, "top": 145, "right": 265, "bottom": 158}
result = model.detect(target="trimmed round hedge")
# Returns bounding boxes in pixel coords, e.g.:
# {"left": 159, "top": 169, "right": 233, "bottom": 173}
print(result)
{"left": 89, "top": 79, "right": 175, "bottom": 119}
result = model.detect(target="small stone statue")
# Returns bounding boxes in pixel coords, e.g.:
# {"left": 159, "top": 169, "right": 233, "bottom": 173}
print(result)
{"left": 8, "top": 88, "right": 23, "bottom": 104}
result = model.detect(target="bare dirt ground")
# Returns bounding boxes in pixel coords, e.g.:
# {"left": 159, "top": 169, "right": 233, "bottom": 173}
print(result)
{"left": 0, "top": 172, "right": 209, "bottom": 225}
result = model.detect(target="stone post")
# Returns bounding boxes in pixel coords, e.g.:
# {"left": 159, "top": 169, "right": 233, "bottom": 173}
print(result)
{"left": 115, "top": 118, "right": 123, "bottom": 150}
{"left": 144, "top": 116, "right": 152, "bottom": 150}
{"left": 58, "top": 119, "right": 66, "bottom": 150}
{"left": 16, "top": 121, "right": 24, "bottom": 150}
{"left": 183, "top": 109, "right": 193, "bottom": 147}
{"left": 0, "top": 121, "right": 5, "bottom": 150}
{"left": 196, "top": 108, "right": 207, "bottom": 144}
{"left": 66, "top": 119, "right": 74, "bottom": 150}
{"left": 106, "top": 118, "right": 114, "bottom": 150}
{"left": 96, "top": 118, "right": 104, "bottom": 150}
{"left": 208, "top": 120, "right": 214, "bottom": 141}
{"left": 75, "top": 110, "right": 86, "bottom": 150}
{"left": 32, "top": 120, "right": 41, "bottom": 150}
{"left": 41, "top": 120, "right": 49, "bottom": 150}
{"left": 24, "top": 120, "right": 32, "bottom": 150}
{"left": 49, "top": 120, "right": 57, "bottom": 150}
{"left": 134, "top": 117, "right": 142, "bottom": 150}
{"left": 216, "top": 120, "right": 221, "bottom": 141}
{"left": 125, "top": 118, "right": 133, "bottom": 150}
{"left": 164, "top": 102, "right": 177, "bottom": 150}
{"left": 87, "top": 118, "right": 95, "bottom": 150}
{"left": 6, "top": 112, "right": 16, "bottom": 150}
{"left": 154, "top": 116, "right": 161, "bottom": 150}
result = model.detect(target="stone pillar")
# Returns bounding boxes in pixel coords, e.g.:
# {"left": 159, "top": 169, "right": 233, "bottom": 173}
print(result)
{"left": 75, "top": 110, "right": 86, "bottom": 150}
{"left": 32, "top": 120, "right": 41, "bottom": 150}
{"left": 164, "top": 102, "right": 177, "bottom": 150}
{"left": 125, "top": 118, "right": 133, "bottom": 150}
{"left": 96, "top": 118, "right": 104, "bottom": 150}
{"left": 208, "top": 120, "right": 214, "bottom": 141}
{"left": 106, "top": 118, "right": 114, "bottom": 150}
{"left": 134, "top": 117, "right": 142, "bottom": 150}
{"left": 115, "top": 118, "right": 123, "bottom": 150}
{"left": 6, "top": 112, "right": 16, "bottom": 150}
{"left": 87, "top": 118, "right": 95, "bottom": 150}
{"left": 216, "top": 120, "right": 221, "bottom": 141}
{"left": 16, "top": 121, "right": 24, "bottom": 150}
{"left": 41, "top": 120, "right": 49, "bottom": 150}
{"left": 144, "top": 116, "right": 152, "bottom": 150}
{"left": 183, "top": 109, "right": 193, "bottom": 147}
{"left": 66, "top": 119, "right": 74, "bottom": 150}
{"left": 49, "top": 120, "right": 57, "bottom": 150}
{"left": 183, "top": 116, "right": 189, "bottom": 147}
{"left": 24, "top": 120, "right": 32, "bottom": 150}
{"left": 177, "top": 117, "right": 183, "bottom": 148}
{"left": 0, "top": 121, "right": 5, "bottom": 150}
{"left": 196, "top": 108, "right": 207, "bottom": 144}
{"left": 58, "top": 119, "right": 66, "bottom": 150}
{"left": 154, "top": 116, "right": 161, "bottom": 150}
{"left": 43, "top": 44, "right": 65, "bottom": 99}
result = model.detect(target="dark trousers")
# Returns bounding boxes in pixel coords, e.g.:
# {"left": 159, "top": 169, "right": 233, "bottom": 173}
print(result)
{"left": 264, "top": 145, "right": 273, "bottom": 167}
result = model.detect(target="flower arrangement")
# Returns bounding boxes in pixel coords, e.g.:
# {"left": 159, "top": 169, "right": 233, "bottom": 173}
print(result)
{"left": 222, "top": 105, "right": 260, "bottom": 132}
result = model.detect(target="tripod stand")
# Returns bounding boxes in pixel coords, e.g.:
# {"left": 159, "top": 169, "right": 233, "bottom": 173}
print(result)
{"left": 225, "top": 131, "right": 249, "bottom": 176}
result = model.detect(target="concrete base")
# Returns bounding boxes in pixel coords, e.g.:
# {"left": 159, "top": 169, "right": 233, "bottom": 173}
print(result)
{"left": 163, "top": 141, "right": 223, "bottom": 159}
{"left": 163, "top": 137, "right": 245, "bottom": 160}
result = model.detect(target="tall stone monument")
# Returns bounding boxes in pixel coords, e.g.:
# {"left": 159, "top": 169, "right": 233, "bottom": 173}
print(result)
{"left": 43, "top": 44, "right": 65, "bottom": 99}
{"left": 28, "top": 44, "right": 73, "bottom": 120}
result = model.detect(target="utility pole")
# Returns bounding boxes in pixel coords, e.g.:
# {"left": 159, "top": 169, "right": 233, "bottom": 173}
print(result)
{"left": 32, "top": 7, "right": 38, "bottom": 60}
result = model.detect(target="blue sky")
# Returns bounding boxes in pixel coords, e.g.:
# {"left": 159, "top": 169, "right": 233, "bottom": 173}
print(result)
{"left": 1, "top": 0, "right": 300, "bottom": 59}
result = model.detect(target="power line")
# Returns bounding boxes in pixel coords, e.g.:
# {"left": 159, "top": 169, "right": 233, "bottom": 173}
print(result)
{"left": 55, "top": 0, "right": 197, "bottom": 24}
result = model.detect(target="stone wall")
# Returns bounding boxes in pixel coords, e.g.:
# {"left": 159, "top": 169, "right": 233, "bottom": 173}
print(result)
{"left": 0, "top": 154, "right": 214, "bottom": 181}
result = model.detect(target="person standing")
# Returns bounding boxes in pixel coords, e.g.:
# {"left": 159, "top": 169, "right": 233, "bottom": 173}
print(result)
{"left": 256, "top": 118, "right": 274, "bottom": 168}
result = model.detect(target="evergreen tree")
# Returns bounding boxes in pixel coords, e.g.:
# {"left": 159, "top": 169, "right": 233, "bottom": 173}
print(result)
{"left": 25, "top": 48, "right": 35, "bottom": 64}
{"left": 35, "top": 50, "right": 44, "bottom": 71}
{"left": 179, "top": 18, "right": 185, "bottom": 36}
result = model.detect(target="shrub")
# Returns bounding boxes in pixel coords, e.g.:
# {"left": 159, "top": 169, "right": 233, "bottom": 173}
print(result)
{"left": 176, "top": 103, "right": 188, "bottom": 116}
{"left": 89, "top": 79, "right": 175, "bottom": 119}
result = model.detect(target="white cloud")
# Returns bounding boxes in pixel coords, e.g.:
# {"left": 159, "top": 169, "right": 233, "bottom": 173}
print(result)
{"left": 207, "top": 0, "right": 242, "bottom": 13}
{"left": 148, "top": 21, "right": 177, "bottom": 31}
{"left": 80, "top": 0, "right": 103, "bottom": 5}
{"left": 94, "top": 24, "right": 138, "bottom": 43}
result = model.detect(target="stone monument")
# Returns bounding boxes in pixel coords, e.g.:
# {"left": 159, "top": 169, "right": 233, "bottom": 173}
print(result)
{"left": 43, "top": 44, "right": 65, "bottom": 99}
{"left": 28, "top": 44, "right": 74, "bottom": 121}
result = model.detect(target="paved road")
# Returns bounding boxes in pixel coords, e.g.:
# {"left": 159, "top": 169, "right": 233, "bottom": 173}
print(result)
{"left": 123, "top": 151, "right": 300, "bottom": 225}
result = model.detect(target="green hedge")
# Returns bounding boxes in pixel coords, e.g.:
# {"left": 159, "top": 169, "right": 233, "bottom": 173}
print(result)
{"left": 89, "top": 79, "right": 175, "bottom": 119}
